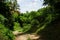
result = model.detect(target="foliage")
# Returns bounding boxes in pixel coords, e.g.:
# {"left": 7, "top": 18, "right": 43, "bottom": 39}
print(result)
{"left": 43, "top": 0, "right": 60, "bottom": 13}
{"left": 0, "top": 24, "right": 14, "bottom": 40}
{"left": 19, "top": 6, "right": 57, "bottom": 33}
{"left": 0, "top": 0, "right": 60, "bottom": 40}
{"left": 0, "top": 0, "right": 19, "bottom": 40}
{"left": 14, "top": 22, "right": 23, "bottom": 32}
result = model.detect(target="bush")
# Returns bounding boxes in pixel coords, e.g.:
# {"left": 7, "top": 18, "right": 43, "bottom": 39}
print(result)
{"left": 0, "top": 24, "right": 15, "bottom": 40}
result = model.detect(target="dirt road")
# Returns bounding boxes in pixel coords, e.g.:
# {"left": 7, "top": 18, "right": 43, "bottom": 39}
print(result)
{"left": 15, "top": 34, "right": 40, "bottom": 40}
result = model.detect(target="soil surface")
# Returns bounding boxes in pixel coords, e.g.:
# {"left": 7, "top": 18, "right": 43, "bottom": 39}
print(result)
{"left": 13, "top": 31, "right": 40, "bottom": 40}
{"left": 15, "top": 34, "right": 40, "bottom": 40}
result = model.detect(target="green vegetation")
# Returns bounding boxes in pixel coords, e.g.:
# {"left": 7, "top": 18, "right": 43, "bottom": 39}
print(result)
{"left": 0, "top": 0, "right": 60, "bottom": 40}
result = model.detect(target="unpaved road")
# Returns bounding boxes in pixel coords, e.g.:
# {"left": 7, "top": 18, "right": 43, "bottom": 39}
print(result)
{"left": 15, "top": 34, "right": 40, "bottom": 40}
{"left": 13, "top": 31, "right": 40, "bottom": 40}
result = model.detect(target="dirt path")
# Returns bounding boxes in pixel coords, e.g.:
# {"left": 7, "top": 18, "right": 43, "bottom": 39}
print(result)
{"left": 13, "top": 31, "right": 40, "bottom": 40}
{"left": 15, "top": 34, "right": 28, "bottom": 40}
{"left": 15, "top": 34, "right": 40, "bottom": 40}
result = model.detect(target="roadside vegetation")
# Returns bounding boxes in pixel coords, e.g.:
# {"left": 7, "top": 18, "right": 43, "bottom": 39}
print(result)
{"left": 0, "top": 0, "right": 60, "bottom": 40}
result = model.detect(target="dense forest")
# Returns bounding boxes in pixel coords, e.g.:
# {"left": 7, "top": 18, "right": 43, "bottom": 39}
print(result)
{"left": 0, "top": 0, "right": 60, "bottom": 40}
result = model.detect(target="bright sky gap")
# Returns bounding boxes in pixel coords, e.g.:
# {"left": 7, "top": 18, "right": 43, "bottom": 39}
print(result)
{"left": 17, "top": 0, "right": 44, "bottom": 13}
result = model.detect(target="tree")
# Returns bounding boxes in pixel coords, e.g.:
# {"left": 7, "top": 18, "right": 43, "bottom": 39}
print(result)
{"left": 43, "top": 0, "right": 60, "bottom": 13}
{"left": 0, "top": 0, "right": 19, "bottom": 30}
